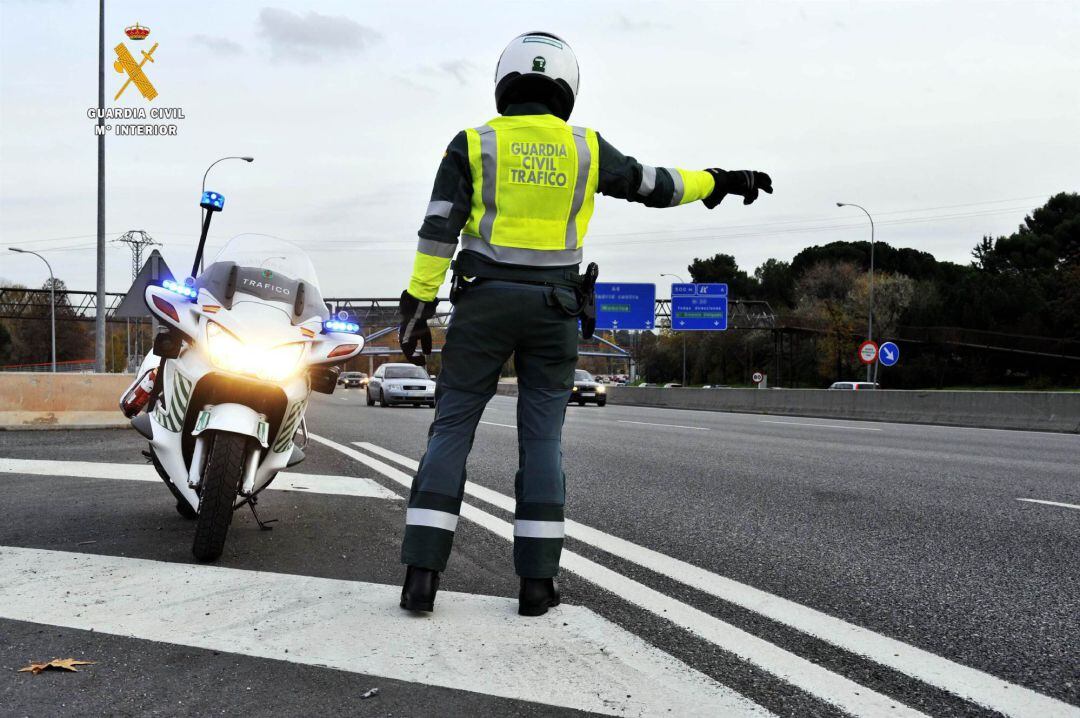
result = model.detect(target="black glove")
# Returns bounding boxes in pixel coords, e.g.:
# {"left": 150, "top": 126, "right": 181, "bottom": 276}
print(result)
{"left": 703, "top": 169, "right": 773, "bottom": 208}
{"left": 398, "top": 290, "right": 438, "bottom": 367}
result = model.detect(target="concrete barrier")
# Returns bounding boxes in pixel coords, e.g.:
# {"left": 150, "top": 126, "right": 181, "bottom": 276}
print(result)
{"left": 0, "top": 373, "right": 132, "bottom": 430}
{"left": 496, "top": 383, "right": 1080, "bottom": 433}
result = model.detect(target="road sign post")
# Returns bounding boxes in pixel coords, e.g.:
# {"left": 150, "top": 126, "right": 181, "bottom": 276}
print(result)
{"left": 594, "top": 283, "right": 656, "bottom": 331}
{"left": 671, "top": 283, "right": 728, "bottom": 331}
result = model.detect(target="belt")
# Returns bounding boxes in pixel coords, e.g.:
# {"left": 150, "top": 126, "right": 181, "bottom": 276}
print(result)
{"left": 451, "top": 250, "right": 582, "bottom": 289}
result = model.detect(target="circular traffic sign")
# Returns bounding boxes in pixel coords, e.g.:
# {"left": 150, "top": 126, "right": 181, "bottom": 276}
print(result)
{"left": 858, "top": 340, "right": 878, "bottom": 364}
{"left": 752, "top": 371, "right": 764, "bottom": 384}
{"left": 878, "top": 341, "right": 900, "bottom": 367}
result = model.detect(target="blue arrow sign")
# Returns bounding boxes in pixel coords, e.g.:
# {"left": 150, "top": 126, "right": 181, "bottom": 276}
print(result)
{"left": 594, "top": 282, "right": 656, "bottom": 330}
{"left": 671, "top": 283, "right": 728, "bottom": 331}
{"left": 878, "top": 341, "right": 900, "bottom": 367}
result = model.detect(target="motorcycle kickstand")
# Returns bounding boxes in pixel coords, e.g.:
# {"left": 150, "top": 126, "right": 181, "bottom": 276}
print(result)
{"left": 247, "top": 495, "right": 278, "bottom": 531}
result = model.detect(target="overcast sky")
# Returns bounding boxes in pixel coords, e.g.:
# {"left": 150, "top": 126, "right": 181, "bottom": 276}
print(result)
{"left": 1, "top": 0, "right": 1077, "bottom": 296}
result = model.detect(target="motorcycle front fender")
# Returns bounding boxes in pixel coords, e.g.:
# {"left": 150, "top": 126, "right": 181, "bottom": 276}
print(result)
{"left": 191, "top": 402, "right": 269, "bottom": 448}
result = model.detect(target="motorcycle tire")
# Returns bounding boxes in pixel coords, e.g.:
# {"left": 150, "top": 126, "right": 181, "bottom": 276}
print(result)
{"left": 366, "top": 390, "right": 374, "bottom": 406}
{"left": 191, "top": 431, "right": 247, "bottom": 562}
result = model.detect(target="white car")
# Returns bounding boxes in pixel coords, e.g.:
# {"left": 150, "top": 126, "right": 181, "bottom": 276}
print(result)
{"left": 367, "top": 363, "right": 436, "bottom": 407}
{"left": 828, "top": 381, "right": 880, "bottom": 391}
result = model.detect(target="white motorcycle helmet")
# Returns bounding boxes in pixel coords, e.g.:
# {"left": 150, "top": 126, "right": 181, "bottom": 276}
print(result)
{"left": 495, "top": 32, "right": 579, "bottom": 120}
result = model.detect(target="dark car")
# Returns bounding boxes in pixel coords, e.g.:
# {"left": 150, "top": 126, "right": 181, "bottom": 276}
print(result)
{"left": 570, "top": 369, "right": 606, "bottom": 406}
{"left": 340, "top": 371, "right": 368, "bottom": 388}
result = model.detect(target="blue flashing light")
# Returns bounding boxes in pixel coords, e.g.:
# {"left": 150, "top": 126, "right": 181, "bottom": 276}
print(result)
{"left": 162, "top": 279, "right": 197, "bottom": 299}
{"left": 200, "top": 190, "right": 226, "bottom": 212}
{"left": 323, "top": 319, "right": 360, "bottom": 334}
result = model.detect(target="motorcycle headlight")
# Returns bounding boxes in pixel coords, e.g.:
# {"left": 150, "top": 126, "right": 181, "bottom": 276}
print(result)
{"left": 206, "top": 322, "right": 246, "bottom": 374}
{"left": 257, "top": 342, "right": 304, "bottom": 381}
{"left": 205, "top": 322, "right": 305, "bottom": 382}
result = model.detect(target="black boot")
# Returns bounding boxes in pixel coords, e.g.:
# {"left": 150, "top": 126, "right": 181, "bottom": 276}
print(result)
{"left": 400, "top": 566, "right": 440, "bottom": 612}
{"left": 518, "top": 577, "right": 560, "bottom": 617}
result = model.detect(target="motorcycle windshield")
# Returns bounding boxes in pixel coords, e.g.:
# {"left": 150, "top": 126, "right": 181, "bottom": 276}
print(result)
{"left": 196, "top": 234, "right": 329, "bottom": 323}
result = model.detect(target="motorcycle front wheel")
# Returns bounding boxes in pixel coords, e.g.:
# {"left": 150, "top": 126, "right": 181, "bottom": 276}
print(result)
{"left": 191, "top": 431, "right": 247, "bottom": 562}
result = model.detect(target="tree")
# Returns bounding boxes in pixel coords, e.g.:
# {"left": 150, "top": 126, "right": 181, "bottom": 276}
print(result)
{"left": 6, "top": 278, "right": 93, "bottom": 366}
{"left": 687, "top": 253, "right": 757, "bottom": 298}
{"left": 792, "top": 261, "right": 862, "bottom": 380}
{"left": 753, "top": 258, "right": 795, "bottom": 308}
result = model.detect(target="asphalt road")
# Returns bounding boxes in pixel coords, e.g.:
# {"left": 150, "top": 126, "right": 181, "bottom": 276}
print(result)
{"left": 1, "top": 389, "right": 1077, "bottom": 717}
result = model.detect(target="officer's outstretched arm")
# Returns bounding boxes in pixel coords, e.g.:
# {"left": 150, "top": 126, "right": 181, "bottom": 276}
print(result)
{"left": 595, "top": 134, "right": 772, "bottom": 209}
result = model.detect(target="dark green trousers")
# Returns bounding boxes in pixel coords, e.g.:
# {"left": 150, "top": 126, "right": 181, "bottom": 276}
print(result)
{"left": 401, "top": 280, "right": 579, "bottom": 577}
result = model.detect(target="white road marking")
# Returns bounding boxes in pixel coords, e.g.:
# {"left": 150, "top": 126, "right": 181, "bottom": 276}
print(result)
{"left": 352, "top": 440, "right": 1078, "bottom": 718}
{"left": 479, "top": 420, "right": 516, "bottom": 428}
{"left": 760, "top": 420, "right": 882, "bottom": 432}
{"left": 1016, "top": 498, "right": 1080, "bottom": 511}
{"left": 0, "top": 458, "right": 401, "bottom": 501}
{"left": 0, "top": 546, "right": 766, "bottom": 718}
{"left": 327, "top": 436, "right": 925, "bottom": 717}
{"left": 617, "top": 419, "right": 709, "bottom": 431}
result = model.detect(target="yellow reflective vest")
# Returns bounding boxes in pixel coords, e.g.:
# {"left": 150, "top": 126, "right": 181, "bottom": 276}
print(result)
{"left": 407, "top": 113, "right": 715, "bottom": 302}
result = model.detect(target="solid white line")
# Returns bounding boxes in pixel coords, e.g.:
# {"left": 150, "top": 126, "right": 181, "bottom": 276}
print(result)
{"left": 1016, "top": 498, "right": 1080, "bottom": 511}
{"left": 760, "top": 420, "right": 882, "bottom": 432}
{"left": 0, "top": 458, "right": 401, "bottom": 501}
{"left": 351, "top": 440, "right": 1077, "bottom": 718}
{"left": 326, "top": 436, "right": 924, "bottom": 717}
{"left": 0, "top": 546, "right": 766, "bottom": 718}
{"left": 617, "top": 420, "right": 709, "bottom": 431}
{"left": 480, "top": 420, "right": 517, "bottom": 428}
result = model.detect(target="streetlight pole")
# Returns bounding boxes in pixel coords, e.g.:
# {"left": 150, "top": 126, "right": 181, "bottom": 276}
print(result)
{"left": 10, "top": 248, "right": 56, "bottom": 372}
{"left": 836, "top": 202, "right": 876, "bottom": 382}
{"left": 199, "top": 156, "right": 254, "bottom": 272}
{"left": 660, "top": 273, "right": 687, "bottom": 386}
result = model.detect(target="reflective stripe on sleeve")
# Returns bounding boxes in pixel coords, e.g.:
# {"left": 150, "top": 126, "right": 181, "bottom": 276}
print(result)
{"left": 416, "top": 238, "right": 456, "bottom": 258}
{"left": 666, "top": 168, "right": 685, "bottom": 206}
{"left": 406, "top": 508, "right": 459, "bottom": 532}
{"left": 514, "top": 519, "right": 565, "bottom": 539}
{"left": 425, "top": 200, "right": 453, "bottom": 219}
{"left": 564, "top": 126, "right": 593, "bottom": 250}
{"left": 637, "top": 164, "right": 657, "bottom": 197}
{"left": 475, "top": 125, "right": 498, "bottom": 243}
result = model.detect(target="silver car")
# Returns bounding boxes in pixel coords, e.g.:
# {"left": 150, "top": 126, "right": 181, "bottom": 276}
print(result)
{"left": 367, "top": 363, "right": 436, "bottom": 407}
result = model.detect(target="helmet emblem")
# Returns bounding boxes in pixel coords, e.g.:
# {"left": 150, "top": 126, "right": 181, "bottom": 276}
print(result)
{"left": 262, "top": 269, "right": 274, "bottom": 279}
{"left": 532, "top": 56, "right": 547, "bottom": 72}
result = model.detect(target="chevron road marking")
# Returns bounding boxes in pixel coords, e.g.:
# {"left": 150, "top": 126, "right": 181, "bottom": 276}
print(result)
{"left": 349, "top": 439, "right": 1079, "bottom": 718}
{"left": 321, "top": 436, "right": 927, "bottom": 717}
{"left": 0, "top": 545, "right": 767, "bottom": 717}
{"left": 0, "top": 457, "right": 400, "bottom": 500}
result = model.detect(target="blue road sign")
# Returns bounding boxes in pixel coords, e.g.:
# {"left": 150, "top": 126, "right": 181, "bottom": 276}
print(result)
{"left": 594, "top": 283, "right": 656, "bottom": 330}
{"left": 671, "top": 283, "right": 728, "bottom": 331}
{"left": 878, "top": 341, "right": 900, "bottom": 367}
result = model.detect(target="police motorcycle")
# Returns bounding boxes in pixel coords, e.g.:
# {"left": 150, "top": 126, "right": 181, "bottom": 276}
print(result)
{"left": 119, "top": 189, "right": 364, "bottom": 562}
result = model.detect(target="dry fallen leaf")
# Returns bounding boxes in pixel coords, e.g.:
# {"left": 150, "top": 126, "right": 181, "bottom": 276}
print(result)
{"left": 18, "top": 658, "right": 95, "bottom": 675}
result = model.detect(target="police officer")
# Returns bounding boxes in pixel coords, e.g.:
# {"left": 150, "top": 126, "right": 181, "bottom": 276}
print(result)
{"left": 398, "top": 31, "right": 772, "bottom": 616}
